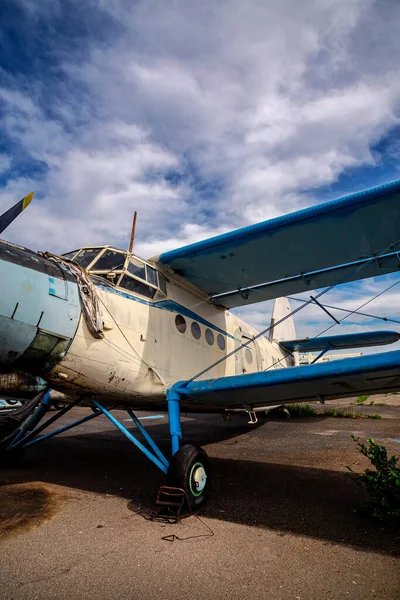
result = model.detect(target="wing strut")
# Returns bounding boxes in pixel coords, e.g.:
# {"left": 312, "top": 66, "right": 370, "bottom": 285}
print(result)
{"left": 310, "top": 295, "right": 340, "bottom": 324}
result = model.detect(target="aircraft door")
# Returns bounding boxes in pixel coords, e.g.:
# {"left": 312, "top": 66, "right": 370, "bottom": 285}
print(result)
{"left": 239, "top": 335, "right": 259, "bottom": 374}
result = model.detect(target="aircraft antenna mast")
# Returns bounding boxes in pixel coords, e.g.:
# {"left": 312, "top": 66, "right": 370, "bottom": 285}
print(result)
{"left": 129, "top": 211, "right": 137, "bottom": 254}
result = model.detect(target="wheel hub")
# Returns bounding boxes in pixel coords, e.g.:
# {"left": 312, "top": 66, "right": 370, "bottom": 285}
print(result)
{"left": 190, "top": 462, "right": 207, "bottom": 496}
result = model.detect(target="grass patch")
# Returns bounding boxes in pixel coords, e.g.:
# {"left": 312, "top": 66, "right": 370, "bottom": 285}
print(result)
{"left": 323, "top": 408, "right": 381, "bottom": 419}
{"left": 286, "top": 405, "right": 382, "bottom": 419}
{"left": 356, "top": 395, "right": 369, "bottom": 404}
{"left": 287, "top": 404, "right": 317, "bottom": 418}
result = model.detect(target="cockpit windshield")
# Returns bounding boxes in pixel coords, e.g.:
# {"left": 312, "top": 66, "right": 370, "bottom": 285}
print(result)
{"left": 62, "top": 246, "right": 168, "bottom": 299}
{"left": 73, "top": 248, "right": 101, "bottom": 269}
{"left": 92, "top": 249, "right": 126, "bottom": 271}
{"left": 62, "top": 250, "right": 79, "bottom": 260}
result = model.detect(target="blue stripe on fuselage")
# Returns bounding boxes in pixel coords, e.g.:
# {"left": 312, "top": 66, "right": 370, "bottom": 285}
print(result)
{"left": 94, "top": 283, "right": 237, "bottom": 340}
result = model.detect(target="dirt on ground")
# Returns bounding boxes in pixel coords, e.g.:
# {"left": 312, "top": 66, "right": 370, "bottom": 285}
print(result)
{"left": 0, "top": 482, "right": 60, "bottom": 541}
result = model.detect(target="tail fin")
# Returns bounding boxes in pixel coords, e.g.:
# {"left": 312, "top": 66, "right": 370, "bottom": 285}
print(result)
{"left": 268, "top": 297, "right": 296, "bottom": 343}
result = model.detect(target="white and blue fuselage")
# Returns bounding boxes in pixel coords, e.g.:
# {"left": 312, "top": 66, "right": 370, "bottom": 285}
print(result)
{"left": 0, "top": 240, "right": 290, "bottom": 411}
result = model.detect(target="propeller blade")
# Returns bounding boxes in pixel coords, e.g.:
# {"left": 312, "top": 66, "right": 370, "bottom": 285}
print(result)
{"left": 0, "top": 192, "right": 34, "bottom": 235}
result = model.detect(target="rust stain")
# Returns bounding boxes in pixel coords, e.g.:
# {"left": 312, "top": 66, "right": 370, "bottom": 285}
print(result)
{"left": 0, "top": 482, "right": 61, "bottom": 542}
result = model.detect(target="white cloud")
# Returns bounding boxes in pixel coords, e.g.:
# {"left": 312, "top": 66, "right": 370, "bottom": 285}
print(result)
{"left": 59, "top": 1, "right": 400, "bottom": 228}
{"left": 0, "top": 154, "right": 11, "bottom": 174}
{"left": 1, "top": 0, "right": 400, "bottom": 338}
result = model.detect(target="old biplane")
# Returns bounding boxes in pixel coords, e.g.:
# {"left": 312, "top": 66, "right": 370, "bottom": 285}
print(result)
{"left": 1, "top": 180, "right": 400, "bottom": 508}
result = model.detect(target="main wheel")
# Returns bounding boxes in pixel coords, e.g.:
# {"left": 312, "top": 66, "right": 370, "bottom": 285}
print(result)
{"left": 51, "top": 401, "right": 66, "bottom": 411}
{"left": 167, "top": 444, "right": 211, "bottom": 510}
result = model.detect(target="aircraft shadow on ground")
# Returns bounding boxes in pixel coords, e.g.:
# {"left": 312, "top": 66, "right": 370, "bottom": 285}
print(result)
{"left": 1, "top": 416, "right": 399, "bottom": 556}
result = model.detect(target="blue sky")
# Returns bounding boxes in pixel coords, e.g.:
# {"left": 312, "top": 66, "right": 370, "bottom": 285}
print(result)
{"left": 1, "top": 0, "right": 400, "bottom": 345}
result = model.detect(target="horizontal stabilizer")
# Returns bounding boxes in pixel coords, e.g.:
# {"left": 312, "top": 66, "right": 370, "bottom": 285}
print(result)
{"left": 171, "top": 350, "right": 400, "bottom": 408}
{"left": 158, "top": 180, "right": 400, "bottom": 307}
{"left": 279, "top": 330, "right": 400, "bottom": 353}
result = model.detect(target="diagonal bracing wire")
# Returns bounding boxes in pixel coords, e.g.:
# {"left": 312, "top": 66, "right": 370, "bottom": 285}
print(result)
{"left": 287, "top": 296, "right": 400, "bottom": 325}
{"left": 262, "top": 277, "right": 400, "bottom": 371}
{"left": 301, "top": 278, "right": 400, "bottom": 341}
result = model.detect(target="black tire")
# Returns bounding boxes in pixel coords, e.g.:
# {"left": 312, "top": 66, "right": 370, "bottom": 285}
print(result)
{"left": 52, "top": 401, "right": 66, "bottom": 411}
{"left": 167, "top": 444, "right": 211, "bottom": 511}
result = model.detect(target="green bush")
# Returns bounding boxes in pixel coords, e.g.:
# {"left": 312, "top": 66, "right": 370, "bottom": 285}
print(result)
{"left": 348, "top": 436, "right": 400, "bottom": 528}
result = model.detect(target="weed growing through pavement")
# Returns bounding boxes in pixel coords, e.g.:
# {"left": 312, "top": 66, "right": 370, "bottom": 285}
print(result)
{"left": 322, "top": 408, "right": 381, "bottom": 419}
{"left": 356, "top": 395, "right": 369, "bottom": 404}
{"left": 286, "top": 405, "right": 381, "bottom": 419}
{"left": 347, "top": 436, "right": 400, "bottom": 528}
{"left": 286, "top": 404, "right": 317, "bottom": 417}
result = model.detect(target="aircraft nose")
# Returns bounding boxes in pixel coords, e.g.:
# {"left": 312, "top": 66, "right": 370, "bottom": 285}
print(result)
{"left": 0, "top": 240, "right": 81, "bottom": 374}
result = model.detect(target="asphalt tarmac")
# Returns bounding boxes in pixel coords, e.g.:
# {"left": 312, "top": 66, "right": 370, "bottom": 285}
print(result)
{"left": 0, "top": 400, "right": 399, "bottom": 600}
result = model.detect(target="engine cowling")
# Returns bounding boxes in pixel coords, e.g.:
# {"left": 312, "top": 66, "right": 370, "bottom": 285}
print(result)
{"left": 0, "top": 240, "right": 81, "bottom": 375}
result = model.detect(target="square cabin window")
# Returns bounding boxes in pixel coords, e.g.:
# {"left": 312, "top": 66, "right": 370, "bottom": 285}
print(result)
{"left": 119, "top": 275, "right": 156, "bottom": 299}
{"left": 158, "top": 274, "right": 167, "bottom": 296}
{"left": 146, "top": 265, "right": 158, "bottom": 287}
{"left": 128, "top": 258, "right": 146, "bottom": 281}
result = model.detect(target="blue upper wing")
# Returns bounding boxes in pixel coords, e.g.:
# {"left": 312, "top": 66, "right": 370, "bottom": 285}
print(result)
{"left": 158, "top": 180, "right": 400, "bottom": 307}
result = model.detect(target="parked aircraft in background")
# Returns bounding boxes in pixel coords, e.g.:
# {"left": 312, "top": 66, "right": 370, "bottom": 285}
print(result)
{"left": 1, "top": 180, "right": 400, "bottom": 508}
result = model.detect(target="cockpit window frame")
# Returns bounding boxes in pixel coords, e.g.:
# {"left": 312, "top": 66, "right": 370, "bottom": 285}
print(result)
{"left": 63, "top": 246, "right": 168, "bottom": 301}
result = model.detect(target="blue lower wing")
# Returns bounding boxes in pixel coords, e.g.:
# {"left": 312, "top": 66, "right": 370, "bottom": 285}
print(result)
{"left": 171, "top": 351, "right": 400, "bottom": 408}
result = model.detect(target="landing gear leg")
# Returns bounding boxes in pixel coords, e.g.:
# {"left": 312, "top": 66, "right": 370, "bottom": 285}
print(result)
{"left": 2, "top": 390, "right": 53, "bottom": 465}
{"left": 167, "top": 389, "right": 182, "bottom": 456}
{"left": 7, "top": 389, "right": 53, "bottom": 449}
{"left": 166, "top": 388, "right": 211, "bottom": 510}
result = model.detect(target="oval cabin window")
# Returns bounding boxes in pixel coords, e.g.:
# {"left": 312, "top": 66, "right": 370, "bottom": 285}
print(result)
{"left": 205, "top": 328, "right": 214, "bottom": 345}
{"left": 175, "top": 315, "right": 186, "bottom": 333}
{"left": 217, "top": 334, "right": 226, "bottom": 351}
{"left": 191, "top": 322, "right": 201, "bottom": 340}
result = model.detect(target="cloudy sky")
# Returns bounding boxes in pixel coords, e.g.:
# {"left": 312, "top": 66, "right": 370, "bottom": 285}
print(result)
{"left": 1, "top": 0, "right": 400, "bottom": 346}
